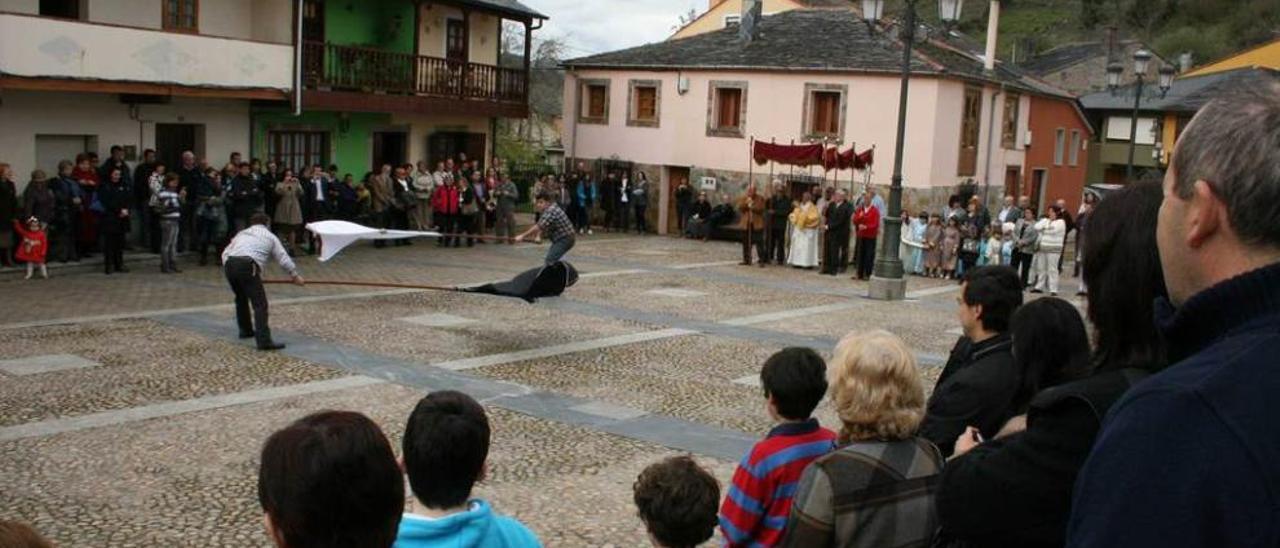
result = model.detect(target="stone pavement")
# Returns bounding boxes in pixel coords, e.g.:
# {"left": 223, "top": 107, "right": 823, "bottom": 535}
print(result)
{"left": 0, "top": 232, "right": 1084, "bottom": 547}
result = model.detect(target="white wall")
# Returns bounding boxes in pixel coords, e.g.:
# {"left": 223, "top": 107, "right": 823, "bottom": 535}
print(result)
{"left": 251, "top": 0, "right": 294, "bottom": 44}
{"left": 0, "top": 0, "right": 37, "bottom": 13}
{"left": 0, "top": 12, "right": 294, "bottom": 90}
{"left": 88, "top": 0, "right": 160, "bottom": 29}
{"left": 417, "top": 3, "right": 501, "bottom": 65}
{"left": 0, "top": 91, "right": 250, "bottom": 192}
{"left": 3, "top": 0, "right": 292, "bottom": 43}
{"left": 391, "top": 112, "right": 491, "bottom": 167}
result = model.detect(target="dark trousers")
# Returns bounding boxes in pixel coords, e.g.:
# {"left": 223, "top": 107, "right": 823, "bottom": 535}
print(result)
{"left": 52, "top": 223, "right": 78, "bottom": 262}
{"left": 437, "top": 213, "right": 458, "bottom": 246}
{"left": 856, "top": 237, "right": 877, "bottom": 279}
{"left": 764, "top": 225, "right": 787, "bottom": 264}
{"left": 603, "top": 206, "right": 614, "bottom": 231}
{"left": 1013, "top": 251, "right": 1034, "bottom": 287}
{"left": 101, "top": 231, "right": 125, "bottom": 273}
{"left": 823, "top": 230, "right": 850, "bottom": 274}
{"left": 741, "top": 227, "right": 764, "bottom": 264}
{"left": 634, "top": 204, "right": 648, "bottom": 233}
{"left": 225, "top": 257, "right": 273, "bottom": 347}
{"left": 615, "top": 203, "right": 630, "bottom": 231}
{"left": 461, "top": 212, "right": 478, "bottom": 245}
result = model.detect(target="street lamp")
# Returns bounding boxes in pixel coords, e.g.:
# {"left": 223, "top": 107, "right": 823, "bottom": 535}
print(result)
{"left": 862, "top": 0, "right": 964, "bottom": 301}
{"left": 1109, "top": 49, "right": 1175, "bottom": 182}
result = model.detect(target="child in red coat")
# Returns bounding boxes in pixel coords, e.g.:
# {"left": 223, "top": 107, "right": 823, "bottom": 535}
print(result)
{"left": 15, "top": 216, "right": 48, "bottom": 279}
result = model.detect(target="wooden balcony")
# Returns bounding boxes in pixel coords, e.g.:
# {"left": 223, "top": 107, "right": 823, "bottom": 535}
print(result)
{"left": 301, "top": 41, "right": 529, "bottom": 118}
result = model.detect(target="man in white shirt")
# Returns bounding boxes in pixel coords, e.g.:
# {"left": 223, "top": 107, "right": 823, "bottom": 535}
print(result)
{"left": 222, "top": 213, "right": 304, "bottom": 350}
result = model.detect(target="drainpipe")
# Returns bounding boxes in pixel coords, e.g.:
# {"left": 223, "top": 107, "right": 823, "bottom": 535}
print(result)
{"left": 293, "top": 0, "right": 304, "bottom": 116}
{"left": 568, "top": 69, "right": 579, "bottom": 171}
{"left": 983, "top": 1, "right": 999, "bottom": 72}
{"left": 982, "top": 84, "right": 1003, "bottom": 205}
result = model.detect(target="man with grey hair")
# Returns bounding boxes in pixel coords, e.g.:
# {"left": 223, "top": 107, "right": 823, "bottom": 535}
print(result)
{"left": 821, "top": 190, "right": 853, "bottom": 275}
{"left": 997, "top": 195, "right": 1020, "bottom": 225}
{"left": 1068, "top": 79, "right": 1280, "bottom": 546}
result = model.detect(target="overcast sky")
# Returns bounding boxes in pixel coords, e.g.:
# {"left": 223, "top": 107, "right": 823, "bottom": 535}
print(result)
{"left": 529, "top": 0, "right": 702, "bottom": 57}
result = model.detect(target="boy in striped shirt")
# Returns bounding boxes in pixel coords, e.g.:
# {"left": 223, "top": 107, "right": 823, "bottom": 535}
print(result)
{"left": 720, "top": 347, "right": 837, "bottom": 547}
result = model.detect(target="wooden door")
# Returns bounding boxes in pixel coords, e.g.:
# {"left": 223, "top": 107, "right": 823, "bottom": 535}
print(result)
{"left": 446, "top": 19, "right": 467, "bottom": 62}
{"left": 1004, "top": 166, "right": 1021, "bottom": 197}
{"left": 155, "top": 124, "right": 197, "bottom": 170}
{"left": 372, "top": 132, "right": 407, "bottom": 170}
{"left": 665, "top": 166, "right": 690, "bottom": 234}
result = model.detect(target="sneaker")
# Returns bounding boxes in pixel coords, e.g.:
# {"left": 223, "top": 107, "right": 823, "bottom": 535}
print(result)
{"left": 588, "top": 229, "right": 594, "bottom": 235}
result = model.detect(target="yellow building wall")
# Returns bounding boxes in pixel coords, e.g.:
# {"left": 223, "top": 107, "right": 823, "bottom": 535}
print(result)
{"left": 1161, "top": 112, "right": 1179, "bottom": 167}
{"left": 670, "top": 0, "right": 813, "bottom": 40}
{"left": 1182, "top": 38, "right": 1280, "bottom": 77}
{"left": 417, "top": 2, "right": 501, "bottom": 65}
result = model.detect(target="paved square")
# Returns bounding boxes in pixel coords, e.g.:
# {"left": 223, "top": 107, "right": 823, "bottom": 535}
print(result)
{"left": 645, "top": 288, "right": 710, "bottom": 298}
{"left": 0, "top": 354, "right": 100, "bottom": 376}
{"left": 398, "top": 312, "right": 479, "bottom": 327}
{"left": 0, "top": 233, "right": 1083, "bottom": 546}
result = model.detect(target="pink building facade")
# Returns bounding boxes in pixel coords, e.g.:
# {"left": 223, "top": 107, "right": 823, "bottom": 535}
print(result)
{"left": 561, "top": 9, "right": 1075, "bottom": 234}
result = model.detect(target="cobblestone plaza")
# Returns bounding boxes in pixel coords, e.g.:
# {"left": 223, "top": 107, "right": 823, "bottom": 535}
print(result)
{"left": 0, "top": 234, "right": 1081, "bottom": 546}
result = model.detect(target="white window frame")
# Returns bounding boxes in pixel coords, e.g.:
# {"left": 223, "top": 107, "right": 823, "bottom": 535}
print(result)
{"left": 1069, "top": 130, "right": 1081, "bottom": 166}
{"left": 1054, "top": 128, "right": 1066, "bottom": 166}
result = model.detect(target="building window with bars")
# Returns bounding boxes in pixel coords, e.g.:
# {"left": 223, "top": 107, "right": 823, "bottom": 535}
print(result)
{"left": 958, "top": 87, "right": 982, "bottom": 176}
{"left": 163, "top": 0, "right": 198, "bottom": 31}
{"left": 707, "top": 81, "right": 747, "bottom": 138}
{"left": 1002, "top": 93, "right": 1020, "bottom": 149}
{"left": 268, "top": 131, "right": 330, "bottom": 173}
{"left": 579, "top": 80, "right": 610, "bottom": 124}
{"left": 627, "top": 80, "right": 661, "bottom": 127}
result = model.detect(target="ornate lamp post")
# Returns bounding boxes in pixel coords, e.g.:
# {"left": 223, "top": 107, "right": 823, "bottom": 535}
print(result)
{"left": 1108, "top": 50, "right": 1175, "bottom": 182}
{"left": 861, "top": 0, "right": 964, "bottom": 301}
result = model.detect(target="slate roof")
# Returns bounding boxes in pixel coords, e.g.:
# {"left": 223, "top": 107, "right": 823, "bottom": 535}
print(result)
{"left": 462, "top": 0, "right": 547, "bottom": 20}
{"left": 1080, "top": 67, "right": 1280, "bottom": 112}
{"left": 565, "top": 10, "right": 1071, "bottom": 99}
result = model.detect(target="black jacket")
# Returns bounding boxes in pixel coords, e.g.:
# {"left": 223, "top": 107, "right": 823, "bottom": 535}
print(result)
{"left": 96, "top": 181, "right": 132, "bottom": 233}
{"left": 229, "top": 175, "right": 263, "bottom": 218}
{"left": 766, "top": 195, "right": 793, "bottom": 226}
{"left": 920, "top": 334, "right": 1018, "bottom": 457}
{"left": 825, "top": 201, "right": 853, "bottom": 234}
{"left": 937, "top": 368, "right": 1148, "bottom": 547}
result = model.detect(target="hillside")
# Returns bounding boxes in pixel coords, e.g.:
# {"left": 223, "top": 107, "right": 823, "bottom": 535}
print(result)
{"left": 920, "top": 0, "right": 1280, "bottom": 68}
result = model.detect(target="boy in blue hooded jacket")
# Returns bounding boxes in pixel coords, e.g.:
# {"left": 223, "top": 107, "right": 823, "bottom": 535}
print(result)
{"left": 395, "top": 391, "right": 541, "bottom": 548}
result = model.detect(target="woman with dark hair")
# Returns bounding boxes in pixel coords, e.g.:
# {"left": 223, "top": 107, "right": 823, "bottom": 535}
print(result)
{"left": 935, "top": 179, "right": 1167, "bottom": 548}
{"left": 1006, "top": 298, "right": 1092, "bottom": 415}
{"left": 1073, "top": 191, "right": 1099, "bottom": 293}
{"left": 96, "top": 167, "right": 131, "bottom": 274}
{"left": 258, "top": 410, "right": 404, "bottom": 548}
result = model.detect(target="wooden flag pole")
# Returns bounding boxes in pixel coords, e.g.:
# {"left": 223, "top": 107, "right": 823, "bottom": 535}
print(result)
{"left": 262, "top": 279, "right": 460, "bottom": 292}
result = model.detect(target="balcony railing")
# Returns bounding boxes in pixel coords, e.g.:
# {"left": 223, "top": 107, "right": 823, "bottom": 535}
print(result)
{"left": 302, "top": 41, "right": 527, "bottom": 104}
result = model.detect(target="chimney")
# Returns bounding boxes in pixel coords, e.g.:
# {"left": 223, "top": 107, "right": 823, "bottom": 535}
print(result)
{"left": 740, "top": 0, "right": 763, "bottom": 43}
{"left": 1179, "top": 52, "right": 1193, "bottom": 73}
{"left": 983, "top": 0, "right": 1000, "bottom": 71}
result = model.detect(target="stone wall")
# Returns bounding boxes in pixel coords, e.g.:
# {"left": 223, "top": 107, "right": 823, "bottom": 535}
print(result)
{"left": 569, "top": 157, "right": 1008, "bottom": 233}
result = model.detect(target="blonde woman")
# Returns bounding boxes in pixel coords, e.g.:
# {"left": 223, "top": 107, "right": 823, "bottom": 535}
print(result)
{"left": 781, "top": 330, "right": 944, "bottom": 548}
